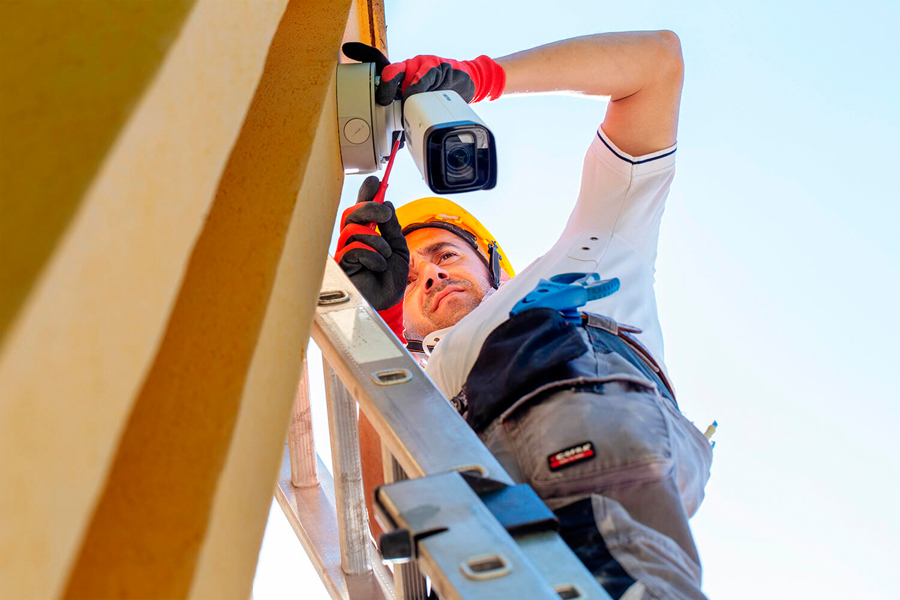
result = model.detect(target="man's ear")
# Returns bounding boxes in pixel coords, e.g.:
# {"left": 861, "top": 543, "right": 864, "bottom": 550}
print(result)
{"left": 499, "top": 269, "right": 513, "bottom": 284}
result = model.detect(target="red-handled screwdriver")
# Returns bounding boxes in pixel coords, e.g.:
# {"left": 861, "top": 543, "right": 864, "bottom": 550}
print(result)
{"left": 368, "top": 134, "right": 404, "bottom": 230}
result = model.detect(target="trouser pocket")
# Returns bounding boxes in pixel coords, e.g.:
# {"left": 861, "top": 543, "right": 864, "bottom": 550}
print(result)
{"left": 497, "top": 379, "right": 674, "bottom": 501}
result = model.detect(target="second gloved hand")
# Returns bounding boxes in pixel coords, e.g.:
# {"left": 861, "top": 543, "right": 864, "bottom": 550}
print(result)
{"left": 335, "top": 176, "right": 409, "bottom": 338}
{"left": 375, "top": 54, "right": 506, "bottom": 106}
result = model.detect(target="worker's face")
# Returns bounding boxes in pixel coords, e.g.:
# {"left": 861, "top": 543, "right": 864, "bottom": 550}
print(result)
{"left": 403, "top": 228, "right": 492, "bottom": 340}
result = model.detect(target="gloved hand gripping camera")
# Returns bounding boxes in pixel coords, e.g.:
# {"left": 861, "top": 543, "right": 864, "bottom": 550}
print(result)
{"left": 337, "top": 44, "right": 498, "bottom": 194}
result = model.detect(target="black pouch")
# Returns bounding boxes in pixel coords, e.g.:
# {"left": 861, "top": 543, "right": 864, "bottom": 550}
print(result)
{"left": 460, "top": 308, "right": 589, "bottom": 432}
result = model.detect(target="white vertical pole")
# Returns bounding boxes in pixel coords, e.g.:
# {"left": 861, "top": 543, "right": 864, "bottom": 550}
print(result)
{"left": 288, "top": 359, "right": 318, "bottom": 488}
{"left": 324, "top": 361, "right": 372, "bottom": 575}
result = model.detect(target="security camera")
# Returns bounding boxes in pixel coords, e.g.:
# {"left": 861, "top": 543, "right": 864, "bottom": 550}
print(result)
{"left": 337, "top": 63, "right": 497, "bottom": 194}
{"left": 402, "top": 90, "right": 497, "bottom": 194}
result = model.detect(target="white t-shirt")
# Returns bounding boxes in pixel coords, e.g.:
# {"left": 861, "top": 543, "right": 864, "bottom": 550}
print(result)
{"left": 425, "top": 127, "right": 677, "bottom": 399}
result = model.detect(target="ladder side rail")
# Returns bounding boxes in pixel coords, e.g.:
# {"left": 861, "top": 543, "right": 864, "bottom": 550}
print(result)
{"left": 313, "top": 260, "right": 510, "bottom": 482}
{"left": 313, "top": 259, "right": 612, "bottom": 599}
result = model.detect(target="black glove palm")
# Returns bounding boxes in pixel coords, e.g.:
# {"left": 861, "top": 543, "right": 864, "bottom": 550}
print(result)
{"left": 335, "top": 176, "right": 410, "bottom": 311}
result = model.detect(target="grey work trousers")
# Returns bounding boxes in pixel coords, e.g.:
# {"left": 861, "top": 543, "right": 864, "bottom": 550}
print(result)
{"left": 476, "top": 319, "right": 713, "bottom": 600}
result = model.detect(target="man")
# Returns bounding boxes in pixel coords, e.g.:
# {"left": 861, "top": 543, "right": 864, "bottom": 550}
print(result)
{"left": 336, "top": 31, "right": 712, "bottom": 599}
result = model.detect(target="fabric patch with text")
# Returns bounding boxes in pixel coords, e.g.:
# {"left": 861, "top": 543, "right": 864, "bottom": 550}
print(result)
{"left": 548, "top": 441, "right": 595, "bottom": 471}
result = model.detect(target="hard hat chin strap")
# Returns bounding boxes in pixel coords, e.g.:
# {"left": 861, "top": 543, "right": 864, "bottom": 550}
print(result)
{"left": 488, "top": 242, "right": 502, "bottom": 289}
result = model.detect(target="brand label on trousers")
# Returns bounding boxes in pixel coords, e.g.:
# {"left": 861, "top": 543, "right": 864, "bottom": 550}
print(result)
{"left": 548, "top": 441, "right": 595, "bottom": 471}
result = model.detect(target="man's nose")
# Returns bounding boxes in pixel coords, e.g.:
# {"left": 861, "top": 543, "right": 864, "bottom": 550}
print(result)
{"left": 419, "top": 262, "right": 449, "bottom": 293}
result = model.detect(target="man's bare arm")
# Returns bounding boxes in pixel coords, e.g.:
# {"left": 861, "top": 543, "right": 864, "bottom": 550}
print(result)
{"left": 497, "top": 31, "right": 684, "bottom": 156}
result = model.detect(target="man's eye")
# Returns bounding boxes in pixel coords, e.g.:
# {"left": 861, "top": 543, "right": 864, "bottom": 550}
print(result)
{"left": 439, "top": 252, "right": 458, "bottom": 262}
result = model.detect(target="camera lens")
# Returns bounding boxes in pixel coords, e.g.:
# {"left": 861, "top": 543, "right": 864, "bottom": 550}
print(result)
{"left": 447, "top": 146, "right": 472, "bottom": 172}
{"left": 443, "top": 132, "right": 476, "bottom": 185}
{"left": 427, "top": 125, "right": 495, "bottom": 193}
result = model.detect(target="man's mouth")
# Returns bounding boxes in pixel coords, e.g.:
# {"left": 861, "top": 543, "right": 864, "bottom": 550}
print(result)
{"left": 430, "top": 285, "right": 465, "bottom": 312}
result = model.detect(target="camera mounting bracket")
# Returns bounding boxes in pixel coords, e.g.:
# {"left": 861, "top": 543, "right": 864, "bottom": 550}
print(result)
{"left": 336, "top": 62, "right": 401, "bottom": 174}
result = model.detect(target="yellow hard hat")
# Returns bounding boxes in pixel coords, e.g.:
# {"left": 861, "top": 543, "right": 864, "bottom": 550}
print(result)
{"left": 395, "top": 197, "right": 515, "bottom": 286}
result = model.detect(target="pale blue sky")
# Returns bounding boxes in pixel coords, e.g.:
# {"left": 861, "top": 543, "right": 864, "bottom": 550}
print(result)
{"left": 255, "top": 2, "right": 900, "bottom": 598}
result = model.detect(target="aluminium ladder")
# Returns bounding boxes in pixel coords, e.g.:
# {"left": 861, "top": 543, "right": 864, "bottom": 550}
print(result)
{"left": 275, "top": 259, "right": 612, "bottom": 600}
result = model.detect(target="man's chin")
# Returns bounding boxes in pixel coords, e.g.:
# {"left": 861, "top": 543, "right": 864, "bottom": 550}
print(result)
{"left": 429, "top": 292, "right": 480, "bottom": 329}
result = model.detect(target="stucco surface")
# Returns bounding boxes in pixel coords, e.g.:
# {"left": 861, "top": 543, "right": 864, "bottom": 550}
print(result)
{"left": 0, "top": 0, "right": 196, "bottom": 338}
{"left": 189, "top": 66, "right": 345, "bottom": 600}
{"left": 0, "top": 1, "right": 292, "bottom": 597}
{"left": 62, "top": 1, "right": 351, "bottom": 597}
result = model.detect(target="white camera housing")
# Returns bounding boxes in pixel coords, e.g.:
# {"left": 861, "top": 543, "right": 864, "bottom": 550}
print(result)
{"left": 402, "top": 90, "right": 497, "bottom": 194}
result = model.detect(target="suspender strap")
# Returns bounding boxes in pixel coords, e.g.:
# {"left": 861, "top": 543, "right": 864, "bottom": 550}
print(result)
{"left": 582, "top": 312, "right": 677, "bottom": 404}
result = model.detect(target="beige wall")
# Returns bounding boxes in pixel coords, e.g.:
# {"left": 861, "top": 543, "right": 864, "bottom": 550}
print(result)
{"left": 0, "top": 0, "right": 198, "bottom": 339}
{"left": 0, "top": 0, "right": 369, "bottom": 597}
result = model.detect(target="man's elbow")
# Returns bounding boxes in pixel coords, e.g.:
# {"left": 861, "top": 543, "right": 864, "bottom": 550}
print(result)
{"left": 654, "top": 30, "right": 684, "bottom": 80}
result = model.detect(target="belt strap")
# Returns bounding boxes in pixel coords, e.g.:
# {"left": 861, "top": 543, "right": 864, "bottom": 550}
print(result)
{"left": 582, "top": 312, "right": 677, "bottom": 403}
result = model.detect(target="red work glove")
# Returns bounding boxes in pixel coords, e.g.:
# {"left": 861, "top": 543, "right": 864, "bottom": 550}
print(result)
{"left": 335, "top": 176, "right": 409, "bottom": 342}
{"left": 375, "top": 54, "right": 506, "bottom": 106}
